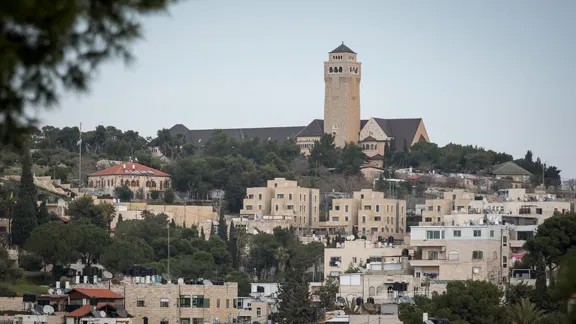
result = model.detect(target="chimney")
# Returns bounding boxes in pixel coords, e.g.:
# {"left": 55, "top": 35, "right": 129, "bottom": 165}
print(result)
{"left": 132, "top": 164, "right": 135, "bottom": 170}
{"left": 123, "top": 164, "right": 126, "bottom": 169}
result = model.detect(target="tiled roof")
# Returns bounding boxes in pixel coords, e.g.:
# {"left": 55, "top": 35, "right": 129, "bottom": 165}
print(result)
{"left": 67, "top": 303, "right": 117, "bottom": 317}
{"left": 89, "top": 162, "right": 169, "bottom": 177}
{"left": 330, "top": 43, "right": 356, "bottom": 54}
{"left": 70, "top": 288, "right": 124, "bottom": 300}
{"left": 367, "top": 154, "right": 384, "bottom": 160}
{"left": 491, "top": 161, "right": 532, "bottom": 176}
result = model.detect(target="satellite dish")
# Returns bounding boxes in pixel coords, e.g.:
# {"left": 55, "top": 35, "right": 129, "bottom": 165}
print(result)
{"left": 103, "top": 271, "right": 113, "bottom": 280}
{"left": 99, "top": 311, "right": 107, "bottom": 318}
{"left": 43, "top": 305, "right": 55, "bottom": 315}
{"left": 177, "top": 278, "right": 184, "bottom": 285}
{"left": 48, "top": 289, "right": 54, "bottom": 295}
{"left": 56, "top": 289, "right": 62, "bottom": 295}
{"left": 473, "top": 267, "right": 480, "bottom": 274}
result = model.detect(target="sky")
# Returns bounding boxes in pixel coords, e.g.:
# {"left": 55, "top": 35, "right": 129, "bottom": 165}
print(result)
{"left": 39, "top": 0, "right": 576, "bottom": 177}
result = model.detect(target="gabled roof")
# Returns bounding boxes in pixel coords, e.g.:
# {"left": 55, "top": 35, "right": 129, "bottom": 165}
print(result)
{"left": 70, "top": 288, "right": 124, "bottom": 300}
{"left": 297, "top": 119, "right": 324, "bottom": 137}
{"left": 491, "top": 161, "right": 532, "bottom": 176}
{"left": 373, "top": 118, "right": 423, "bottom": 150}
{"left": 366, "top": 154, "right": 384, "bottom": 160}
{"left": 330, "top": 43, "right": 356, "bottom": 54}
{"left": 89, "top": 162, "right": 169, "bottom": 177}
{"left": 360, "top": 136, "right": 377, "bottom": 142}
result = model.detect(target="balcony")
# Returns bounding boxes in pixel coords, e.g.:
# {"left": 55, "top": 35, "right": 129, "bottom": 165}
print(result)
{"left": 410, "top": 239, "right": 446, "bottom": 247}
{"left": 510, "top": 240, "right": 525, "bottom": 248}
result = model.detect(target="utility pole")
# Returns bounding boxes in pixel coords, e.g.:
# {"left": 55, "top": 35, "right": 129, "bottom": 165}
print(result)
{"left": 78, "top": 122, "right": 82, "bottom": 191}
{"left": 167, "top": 222, "right": 171, "bottom": 281}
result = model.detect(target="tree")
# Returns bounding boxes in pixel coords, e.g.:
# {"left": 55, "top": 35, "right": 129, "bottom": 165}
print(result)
{"left": 337, "top": 143, "right": 366, "bottom": 176}
{"left": 275, "top": 248, "right": 314, "bottom": 324}
{"left": 308, "top": 134, "right": 341, "bottom": 170}
{"left": 71, "top": 223, "right": 111, "bottom": 267}
{"left": 533, "top": 252, "right": 551, "bottom": 311}
{"left": 200, "top": 227, "right": 206, "bottom": 240}
{"left": 11, "top": 148, "right": 38, "bottom": 246}
{"left": 37, "top": 200, "right": 50, "bottom": 225}
{"left": 100, "top": 239, "right": 154, "bottom": 273}
{"left": 217, "top": 206, "right": 227, "bottom": 241}
{"left": 508, "top": 299, "right": 545, "bottom": 324}
{"left": 114, "top": 185, "right": 133, "bottom": 202}
{"left": 228, "top": 221, "right": 239, "bottom": 269}
{"left": 164, "top": 188, "right": 175, "bottom": 204}
{"left": 0, "top": 0, "right": 182, "bottom": 148}
{"left": 317, "top": 277, "right": 339, "bottom": 311}
{"left": 24, "top": 222, "right": 77, "bottom": 276}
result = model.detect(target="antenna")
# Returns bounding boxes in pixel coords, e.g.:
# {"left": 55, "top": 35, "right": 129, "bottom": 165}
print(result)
{"left": 43, "top": 305, "right": 55, "bottom": 315}
{"left": 177, "top": 278, "right": 184, "bottom": 285}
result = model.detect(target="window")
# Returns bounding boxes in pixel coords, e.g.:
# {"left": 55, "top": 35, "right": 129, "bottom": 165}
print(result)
{"left": 376, "top": 205, "right": 380, "bottom": 212}
{"left": 490, "top": 230, "right": 495, "bottom": 237}
{"left": 277, "top": 194, "right": 284, "bottom": 198}
{"left": 502, "top": 236, "right": 508, "bottom": 246}
{"left": 179, "top": 295, "right": 191, "bottom": 307}
{"left": 137, "top": 300, "right": 145, "bottom": 307}
{"left": 448, "top": 250, "right": 459, "bottom": 261}
{"left": 226, "top": 299, "right": 230, "bottom": 308}
{"left": 216, "top": 298, "right": 221, "bottom": 308}
{"left": 345, "top": 205, "right": 349, "bottom": 212}
{"left": 246, "top": 205, "right": 253, "bottom": 210}
{"left": 352, "top": 257, "right": 357, "bottom": 263}
{"left": 428, "top": 251, "right": 439, "bottom": 260}
{"left": 288, "top": 193, "right": 292, "bottom": 200}
{"left": 258, "top": 193, "right": 262, "bottom": 200}
{"left": 160, "top": 299, "right": 169, "bottom": 307}
{"left": 257, "top": 308, "right": 262, "bottom": 317}
{"left": 192, "top": 319, "right": 204, "bottom": 324}
{"left": 427, "top": 206, "right": 433, "bottom": 211}
{"left": 502, "top": 256, "right": 508, "bottom": 268}
{"left": 275, "top": 205, "right": 279, "bottom": 211}
{"left": 248, "top": 194, "right": 254, "bottom": 199}
{"left": 426, "top": 230, "right": 441, "bottom": 240}
{"left": 453, "top": 230, "right": 461, "bottom": 237}
{"left": 335, "top": 205, "right": 340, "bottom": 211}
{"left": 473, "top": 230, "right": 482, "bottom": 237}
{"left": 180, "top": 319, "right": 190, "bottom": 324}
{"left": 472, "top": 250, "right": 484, "bottom": 260}
{"left": 161, "top": 321, "right": 168, "bottom": 324}
{"left": 364, "top": 205, "right": 371, "bottom": 210}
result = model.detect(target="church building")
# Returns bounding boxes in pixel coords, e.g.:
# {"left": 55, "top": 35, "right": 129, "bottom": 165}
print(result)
{"left": 169, "top": 43, "right": 430, "bottom": 163}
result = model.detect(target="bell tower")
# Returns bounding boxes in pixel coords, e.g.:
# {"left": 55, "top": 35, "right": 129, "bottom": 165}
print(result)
{"left": 323, "top": 42, "right": 361, "bottom": 147}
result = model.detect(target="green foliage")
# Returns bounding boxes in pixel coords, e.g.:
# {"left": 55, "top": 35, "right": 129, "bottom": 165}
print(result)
{"left": 399, "top": 280, "right": 508, "bottom": 324}
{"left": 228, "top": 221, "right": 239, "bottom": 269}
{"left": 114, "top": 185, "right": 134, "bottom": 202}
{"left": 226, "top": 271, "right": 251, "bottom": 297}
{"left": 67, "top": 196, "right": 115, "bottom": 230}
{"left": 37, "top": 201, "right": 50, "bottom": 225}
{"left": 163, "top": 188, "right": 175, "bottom": 204}
{"left": 24, "top": 222, "right": 78, "bottom": 270}
{"left": 0, "top": 0, "right": 182, "bottom": 148}
{"left": 11, "top": 148, "right": 38, "bottom": 246}
{"left": 508, "top": 298, "right": 546, "bottom": 324}
{"left": 18, "top": 252, "right": 43, "bottom": 272}
{"left": 523, "top": 212, "right": 576, "bottom": 269}
{"left": 275, "top": 247, "right": 314, "bottom": 324}
{"left": 217, "top": 207, "right": 227, "bottom": 241}
{"left": 317, "top": 277, "right": 339, "bottom": 311}
{"left": 100, "top": 239, "right": 154, "bottom": 274}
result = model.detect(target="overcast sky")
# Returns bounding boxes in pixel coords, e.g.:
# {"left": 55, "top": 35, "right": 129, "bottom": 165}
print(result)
{"left": 38, "top": 0, "right": 576, "bottom": 178}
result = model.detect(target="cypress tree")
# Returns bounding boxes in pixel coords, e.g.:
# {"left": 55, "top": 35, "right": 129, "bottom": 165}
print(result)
{"left": 533, "top": 252, "right": 551, "bottom": 310}
{"left": 200, "top": 227, "right": 206, "bottom": 240}
{"left": 228, "top": 220, "right": 239, "bottom": 269}
{"left": 11, "top": 147, "right": 38, "bottom": 246}
{"left": 403, "top": 138, "right": 409, "bottom": 153}
{"left": 209, "top": 222, "right": 215, "bottom": 238}
{"left": 217, "top": 206, "right": 227, "bottom": 241}
{"left": 37, "top": 200, "right": 50, "bottom": 225}
{"left": 275, "top": 248, "right": 314, "bottom": 323}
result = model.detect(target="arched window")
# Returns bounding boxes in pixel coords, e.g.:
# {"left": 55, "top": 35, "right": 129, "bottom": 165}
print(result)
{"left": 136, "top": 180, "right": 140, "bottom": 187}
{"left": 493, "top": 251, "right": 498, "bottom": 259}
{"left": 377, "top": 286, "right": 385, "bottom": 294}
{"left": 369, "top": 286, "right": 375, "bottom": 296}
{"left": 472, "top": 250, "right": 484, "bottom": 260}
{"left": 448, "top": 250, "right": 459, "bottom": 261}
{"left": 329, "top": 67, "right": 333, "bottom": 73}
{"left": 370, "top": 144, "right": 375, "bottom": 150}
{"left": 165, "top": 180, "right": 170, "bottom": 188}
{"left": 130, "top": 180, "right": 136, "bottom": 187}
{"left": 160, "top": 181, "right": 163, "bottom": 190}
{"left": 89, "top": 181, "right": 94, "bottom": 187}
{"left": 338, "top": 66, "right": 343, "bottom": 73}
{"left": 428, "top": 251, "right": 439, "bottom": 260}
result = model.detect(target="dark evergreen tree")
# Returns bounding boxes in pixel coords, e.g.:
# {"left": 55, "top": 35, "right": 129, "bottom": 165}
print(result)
{"left": 384, "top": 141, "right": 391, "bottom": 157}
{"left": 117, "top": 214, "right": 123, "bottom": 223}
{"left": 37, "top": 200, "right": 50, "bottom": 225}
{"left": 200, "top": 227, "right": 206, "bottom": 239}
{"left": 275, "top": 248, "right": 314, "bottom": 324}
{"left": 170, "top": 218, "right": 176, "bottom": 228}
{"left": 228, "top": 220, "right": 239, "bottom": 268}
{"left": 209, "top": 222, "right": 215, "bottom": 238}
{"left": 217, "top": 206, "right": 227, "bottom": 241}
{"left": 403, "top": 138, "right": 409, "bottom": 153}
{"left": 11, "top": 148, "right": 38, "bottom": 245}
{"left": 533, "top": 252, "right": 551, "bottom": 310}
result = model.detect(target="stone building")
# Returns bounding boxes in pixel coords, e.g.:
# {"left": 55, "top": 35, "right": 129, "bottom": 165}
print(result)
{"left": 167, "top": 43, "right": 430, "bottom": 164}
{"left": 87, "top": 162, "right": 171, "bottom": 199}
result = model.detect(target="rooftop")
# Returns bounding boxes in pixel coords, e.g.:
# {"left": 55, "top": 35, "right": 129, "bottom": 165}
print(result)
{"left": 330, "top": 42, "right": 356, "bottom": 54}
{"left": 90, "top": 162, "right": 169, "bottom": 177}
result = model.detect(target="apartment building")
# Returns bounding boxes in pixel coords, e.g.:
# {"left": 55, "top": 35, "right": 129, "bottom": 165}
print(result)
{"left": 409, "top": 224, "right": 510, "bottom": 284}
{"left": 324, "top": 239, "right": 409, "bottom": 277}
{"left": 240, "top": 178, "right": 320, "bottom": 229}
{"left": 320, "top": 189, "right": 407, "bottom": 240}
{"left": 236, "top": 283, "right": 278, "bottom": 324}
{"left": 468, "top": 188, "right": 571, "bottom": 225}
{"left": 421, "top": 189, "right": 475, "bottom": 225}
{"left": 122, "top": 281, "right": 238, "bottom": 324}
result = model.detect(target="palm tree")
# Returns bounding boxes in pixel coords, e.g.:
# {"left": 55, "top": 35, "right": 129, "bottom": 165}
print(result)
{"left": 274, "top": 247, "right": 289, "bottom": 276}
{"left": 509, "top": 298, "right": 545, "bottom": 324}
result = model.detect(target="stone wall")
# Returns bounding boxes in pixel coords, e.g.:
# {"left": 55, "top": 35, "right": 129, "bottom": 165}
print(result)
{"left": 0, "top": 297, "right": 24, "bottom": 312}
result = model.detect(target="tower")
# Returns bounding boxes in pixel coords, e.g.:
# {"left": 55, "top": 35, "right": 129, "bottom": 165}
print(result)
{"left": 324, "top": 42, "right": 361, "bottom": 148}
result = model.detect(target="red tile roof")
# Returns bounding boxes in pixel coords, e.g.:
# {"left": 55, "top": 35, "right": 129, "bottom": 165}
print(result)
{"left": 89, "top": 162, "right": 169, "bottom": 177}
{"left": 67, "top": 302, "right": 117, "bottom": 317}
{"left": 71, "top": 288, "right": 124, "bottom": 300}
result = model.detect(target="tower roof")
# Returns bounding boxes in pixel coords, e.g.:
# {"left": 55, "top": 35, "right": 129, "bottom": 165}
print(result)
{"left": 330, "top": 42, "right": 356, "bottom": 54}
